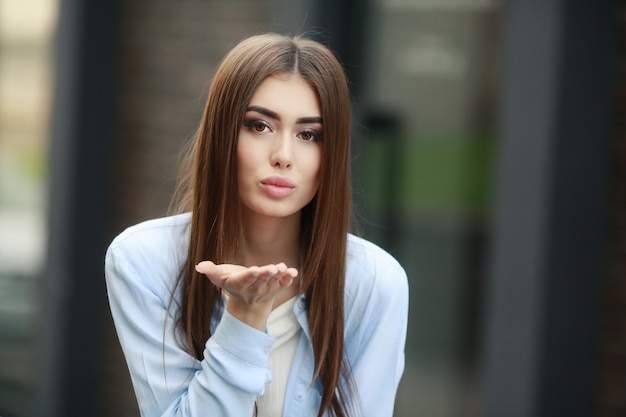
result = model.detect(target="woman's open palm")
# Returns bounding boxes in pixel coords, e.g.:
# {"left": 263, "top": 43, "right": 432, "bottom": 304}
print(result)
{"left": 195, "top": 261, "right": 297, "bottom": 306}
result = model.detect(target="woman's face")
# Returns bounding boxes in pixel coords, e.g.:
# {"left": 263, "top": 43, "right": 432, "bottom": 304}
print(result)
{"left": 237, "top": 73, "right": 322, "bottom": 221}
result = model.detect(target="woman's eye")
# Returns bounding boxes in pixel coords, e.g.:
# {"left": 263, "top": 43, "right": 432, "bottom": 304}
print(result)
{"left": 298, "top": 129, "right": 322, "bottom": 142}
{"left": 244, "top": 120, "right": 271, "bottom": 133}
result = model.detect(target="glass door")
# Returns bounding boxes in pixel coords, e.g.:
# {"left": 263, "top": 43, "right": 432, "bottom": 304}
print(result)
{"left": 353, "top": 1, "right": 504, "bottom": 415}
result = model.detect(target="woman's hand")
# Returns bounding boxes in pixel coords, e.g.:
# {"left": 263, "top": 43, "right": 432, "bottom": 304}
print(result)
{"left": 195, "top": 261, "right": 298, "bottom": 330}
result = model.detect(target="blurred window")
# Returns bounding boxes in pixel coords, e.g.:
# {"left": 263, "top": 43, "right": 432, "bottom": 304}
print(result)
{"left": 0, "top": 1, "right": 58, "bottom": 416}
{"left": 355, "top": 0, "right": 503, "bottom": 415}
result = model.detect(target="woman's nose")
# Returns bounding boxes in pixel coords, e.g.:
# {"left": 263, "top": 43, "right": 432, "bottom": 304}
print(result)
{"left": 270, "top": 134, "right": 293, "bottom": 168}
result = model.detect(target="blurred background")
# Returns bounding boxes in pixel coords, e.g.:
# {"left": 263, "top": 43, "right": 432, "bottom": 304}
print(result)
{"left": 0, "top": 0, "right": 624, "bottom": 416}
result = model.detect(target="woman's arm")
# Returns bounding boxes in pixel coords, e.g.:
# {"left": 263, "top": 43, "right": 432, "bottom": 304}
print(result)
{"left": 105, "top": 244, "right": 274, "bottom": 417}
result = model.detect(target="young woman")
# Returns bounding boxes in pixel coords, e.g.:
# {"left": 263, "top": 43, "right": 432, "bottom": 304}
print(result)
{"left": 105, "top": 33, "right": 408, "bottom": 417}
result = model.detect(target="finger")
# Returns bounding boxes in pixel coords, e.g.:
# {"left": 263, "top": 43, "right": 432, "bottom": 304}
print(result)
{"left": 256, "top": 264, "right": 293, "bottom": 288}
{"left": 266, "top": 269, "right": 297, "bottom": 290}
{"left": 225, "top": 266, "right": 265, "bottom": 286}
{"left": 195, "top": 260, "right": 217, "bottom": 275}
{"left": 195, "top": 261, "right": 251, "bottom": 288}
{"left": 278, "top": 272, "right": 295, "bottom": 288}
{"left": 264, "top": 267, "right": 297, "bottom": 287}
{"left": 256, "top": 264, "right": 279, "bottom": 279}
{"left": 195, "top": 261, "right": 230, "bottom": 287}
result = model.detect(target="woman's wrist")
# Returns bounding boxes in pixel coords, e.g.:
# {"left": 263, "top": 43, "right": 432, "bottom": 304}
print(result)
{"left": 226, "top": 297, "right": 273, "bottom": 331}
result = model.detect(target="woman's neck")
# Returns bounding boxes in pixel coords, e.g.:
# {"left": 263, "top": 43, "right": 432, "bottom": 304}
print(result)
{"left": 240, "top": 209, "right": 302, "bottom": 269}
{"left": 239, "top": 208, "right": 303, "bottom": 308}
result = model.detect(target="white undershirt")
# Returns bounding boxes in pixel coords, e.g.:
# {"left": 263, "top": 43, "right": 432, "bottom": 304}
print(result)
{"left": 256, "top": 296, "right": 301, "bottom": 417}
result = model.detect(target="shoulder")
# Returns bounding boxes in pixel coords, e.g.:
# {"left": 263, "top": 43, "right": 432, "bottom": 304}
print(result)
{"left": 105, "top": 213, "right": 191, "bottom": 297}
{"left": 107, "top": 213, "right": 191, "bottom": 259}
{"left": 108, "top": 213, "right": 192, "bottom": 251}
{"left": 345, "top": 233, "right": 408, "bottom": 302}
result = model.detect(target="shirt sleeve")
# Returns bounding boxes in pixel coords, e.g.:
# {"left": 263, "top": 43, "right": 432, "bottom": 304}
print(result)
{"left": 105, "top": 241, "right": 274, "bottom": 417}
{"left": 346, "top": 252, "right": 409, "bottom": 417}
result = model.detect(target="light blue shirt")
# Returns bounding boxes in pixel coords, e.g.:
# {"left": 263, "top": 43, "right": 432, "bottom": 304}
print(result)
{"left": 105, "top": 213, "right": 408, "bottom": 417}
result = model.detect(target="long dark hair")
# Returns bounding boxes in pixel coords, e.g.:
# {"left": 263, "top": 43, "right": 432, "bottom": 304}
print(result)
{"left": 171, "top": 33, "right": 355, "bottom": 417}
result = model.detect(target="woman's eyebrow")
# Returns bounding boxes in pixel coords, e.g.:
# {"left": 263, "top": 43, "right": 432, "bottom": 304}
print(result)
{"left": 246, "top": 106, "right": 279, "bottom": 120}
{"left": 246, "top": 105, "right": 323, "bottom": 124}
{"left": 297, "top": 116, "right": 323, "bottom": 124}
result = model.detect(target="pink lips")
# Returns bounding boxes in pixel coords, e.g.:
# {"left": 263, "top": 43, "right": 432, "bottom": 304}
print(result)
{"left": 260, "top": 175, "right": 296, "bottom": 198}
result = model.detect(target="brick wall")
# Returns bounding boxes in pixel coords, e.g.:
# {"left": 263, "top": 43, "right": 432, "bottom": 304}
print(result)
{"left": 110, "top": 0, "right": 275, "bottom": 229}
{"left": 97, "top": 2, "right": 275, "bottom": 414}
{"left": 597, "top": 6, "right": 626, "bottom": 417}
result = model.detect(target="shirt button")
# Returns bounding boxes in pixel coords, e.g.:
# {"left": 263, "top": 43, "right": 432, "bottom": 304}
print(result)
{"left": 298, "top": 301, "right": 305, "bottom": 310}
